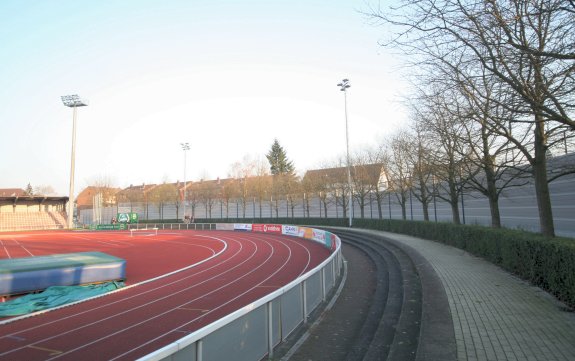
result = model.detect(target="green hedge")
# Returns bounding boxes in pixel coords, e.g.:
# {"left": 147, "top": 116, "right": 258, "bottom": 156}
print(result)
{"left": 352, "top": 219, "right": 575, "bottom": 308}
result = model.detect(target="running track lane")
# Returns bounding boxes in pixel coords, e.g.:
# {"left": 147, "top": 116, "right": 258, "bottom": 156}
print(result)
{"left": 0, "top": 230, "right": 331, "bottom": 360}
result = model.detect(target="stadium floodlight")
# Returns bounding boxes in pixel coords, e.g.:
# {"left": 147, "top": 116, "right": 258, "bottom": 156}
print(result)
{"left": 181, "top": 142, "right": 190, "bottom": 223}
{"left": 61, "top": 95, "right": 89, "bottom": 108}
{"left": 61, "top": 94, "right": 89, "bottom": 229}
{"left": 337, "top": 79, "right": 352, "bottom": 228}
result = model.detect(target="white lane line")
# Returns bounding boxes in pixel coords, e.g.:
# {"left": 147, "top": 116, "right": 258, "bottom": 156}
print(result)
{"left": 108, "top": 236, "right": 291, "bottom": 360}
{"left": 0, "top": 235, "right": 241, "bottom": 357}
{"left": 0, "top": 235, "right": 228, "bottom": 331}
{"left": 43, "top": 237, "right": 264, "bottom": 360}
{"left": 0, "top": 240, "right": 11, "bottom": 259}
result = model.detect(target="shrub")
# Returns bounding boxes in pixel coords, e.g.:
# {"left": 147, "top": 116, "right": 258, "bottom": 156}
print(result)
{"left": 352, "top": 219, "right": 575, "bottom": 308}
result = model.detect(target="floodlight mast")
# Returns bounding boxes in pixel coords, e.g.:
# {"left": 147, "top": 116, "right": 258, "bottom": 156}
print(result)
{"left": 61, "top": 94, "right": 88, "bottom": 229}
{"left": 181, "top": 142, "right": 190, "bottom": 222}
{"left": 337, "top": 79, "right": 352, "bottom": 227}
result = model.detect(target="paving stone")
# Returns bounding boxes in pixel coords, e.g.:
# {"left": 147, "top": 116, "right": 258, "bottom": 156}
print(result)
{"left": 357, "top": 230, "right": 575, "bottom": 361}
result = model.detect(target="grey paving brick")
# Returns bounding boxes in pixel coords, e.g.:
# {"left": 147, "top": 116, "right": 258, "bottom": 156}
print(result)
{"left": 356, "top": 229, "right": 575, "bottom": 361}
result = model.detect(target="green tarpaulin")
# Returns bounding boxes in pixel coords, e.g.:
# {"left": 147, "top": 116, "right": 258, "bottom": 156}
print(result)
{"left": 0, "top": 281, "right": 124, "bottom": 317}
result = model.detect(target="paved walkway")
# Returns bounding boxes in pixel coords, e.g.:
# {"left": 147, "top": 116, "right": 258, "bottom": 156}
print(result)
{"left": 358, "top": 229, "right": 575, "bottom": 361}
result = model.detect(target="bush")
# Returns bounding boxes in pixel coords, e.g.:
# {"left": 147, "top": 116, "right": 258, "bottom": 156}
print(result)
{"left": 352, "top": 219, "right": 575, "bottom": 308}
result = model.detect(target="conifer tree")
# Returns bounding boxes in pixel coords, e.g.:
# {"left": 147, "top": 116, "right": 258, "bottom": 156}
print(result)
{"left": 266, "top": 139, "right": 295, "bottom": 175}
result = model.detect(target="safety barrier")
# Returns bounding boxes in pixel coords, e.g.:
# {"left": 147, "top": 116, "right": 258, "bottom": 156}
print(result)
{"left": 137, "top": 223, "right": 342, "bottom": 361}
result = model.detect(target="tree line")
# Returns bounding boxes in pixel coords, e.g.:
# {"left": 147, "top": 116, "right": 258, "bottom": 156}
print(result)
{"left": 363, "top": 0, "right": 575, "bottom": 237}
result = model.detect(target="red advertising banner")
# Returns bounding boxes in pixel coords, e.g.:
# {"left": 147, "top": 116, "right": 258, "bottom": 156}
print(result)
{"left": 252, "top": 224, "right": 283, "bottom": 234}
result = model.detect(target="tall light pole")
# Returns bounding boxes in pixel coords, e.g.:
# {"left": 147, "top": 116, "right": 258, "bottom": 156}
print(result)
{"left": 337, "top": 78, "right": 353, "bottom": 227}
{"left": 61, "top": 94, "right": 89, "bottom": 229}
{"left": 181, "top": 142, "right": 190, "bottom": 222}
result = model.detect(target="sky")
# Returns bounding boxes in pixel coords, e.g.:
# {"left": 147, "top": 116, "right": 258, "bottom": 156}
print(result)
{"left": 0, "top": 0, "right": 408, "bottom": 196}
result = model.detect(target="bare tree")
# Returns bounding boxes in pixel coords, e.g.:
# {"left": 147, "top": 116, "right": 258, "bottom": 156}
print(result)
{"left": 383, "top": 132, "right": 415, "bottom": 220}
{"left": 401, "top": 118, "right": 434, "bottom": 221}
{"left": 34, "top": 185, "right": 57, "bottom": 196}
{"left": 369, "top": 0, "right": 575, "bottom": 235}
{"left": 417, "top": 87, "right": 471, "bottom": 224}
{"left": 350, "top": 150, "right": 385, "bottom": 218}
{"left": 229, "top": 156, "right": 258, "bottom": 218}
{"left": 149, "top": 183, "right": 178, "bottom": 220}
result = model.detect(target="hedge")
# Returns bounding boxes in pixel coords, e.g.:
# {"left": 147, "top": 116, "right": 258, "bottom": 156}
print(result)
{"left": 351, "top": 219, "right": 575, "bottom": 308}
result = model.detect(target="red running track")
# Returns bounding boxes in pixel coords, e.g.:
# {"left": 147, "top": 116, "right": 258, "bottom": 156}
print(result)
{"left": 0, "top": 230, "right": 331, "bottom": 360}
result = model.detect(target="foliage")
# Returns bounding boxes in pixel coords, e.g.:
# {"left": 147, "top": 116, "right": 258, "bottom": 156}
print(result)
{"left": 352, "top": 219, "right": 575, "bottom": 308}
{"left": 24, "top": 183, "right": 33, "bottom": 196}
{"left": 266, "top": 139, "right": 295, "bottom": 176}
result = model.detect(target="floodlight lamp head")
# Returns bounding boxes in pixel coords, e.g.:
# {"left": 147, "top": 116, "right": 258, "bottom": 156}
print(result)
{"left": 181, "top": 142, "right": 190, "bottom": 150}
{"left": 61, "top": 94, "right": 89, "bottom": 107}
{"left": 337, "top": 78, "right": 351, "bottom": 91}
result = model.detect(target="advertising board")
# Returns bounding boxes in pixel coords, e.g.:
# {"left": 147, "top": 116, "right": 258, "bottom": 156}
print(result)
{"left": 116, "top": 212, "right": 138, "bottom": 224}
{"left": 252, "top": 224, "right": 282, "bottom": 234}
{"left": 282, "top": 225, "right": 299, "bottom": 237}
{"left": 233, "top": 223, "right": 253, "bottom": 232}
{"left": 298, "top": 227, "right": 314, "bottom": 240}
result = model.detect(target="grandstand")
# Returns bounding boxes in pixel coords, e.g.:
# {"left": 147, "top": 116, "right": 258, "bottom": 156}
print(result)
{"left": 0, "top": 192, "right": 69, "bottom": 231}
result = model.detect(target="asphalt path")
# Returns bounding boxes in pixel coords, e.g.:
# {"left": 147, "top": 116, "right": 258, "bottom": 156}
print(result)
{"left": 0, "top": 230, "right": 330, "bottom": 360}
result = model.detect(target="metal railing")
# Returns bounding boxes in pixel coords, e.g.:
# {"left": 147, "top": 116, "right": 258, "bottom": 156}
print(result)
{"left": 138, "top": 224, "right": 342, "bottom": 361}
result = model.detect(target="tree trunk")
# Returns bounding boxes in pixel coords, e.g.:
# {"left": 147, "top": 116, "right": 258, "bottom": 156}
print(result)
{"left": 449, "top": 180, "right": 461, "bottom": 224}
{"left": 482, "top": 123, "right": 502, "bottom": 228}
{"left": 422, "top": 200, "right": 429, "bottom": 221}
{"left": 341, "top": 194, "right": 348, "bottom": 219}
{"left": 400, "top": 196, "right": 407, "bottom": 220}
{"left": 418, "top": 177, "right": 430, "bottom": 221}
{"left": 533, "top": 116, "right": 555, "bottom": 236}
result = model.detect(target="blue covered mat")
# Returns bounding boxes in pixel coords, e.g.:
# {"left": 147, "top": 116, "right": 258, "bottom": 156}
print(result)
{"left": 0, "top": 281, "right": 124, "bottom": 317}
{"left": 0, "top": 252, "right": 126, "bottom": 296}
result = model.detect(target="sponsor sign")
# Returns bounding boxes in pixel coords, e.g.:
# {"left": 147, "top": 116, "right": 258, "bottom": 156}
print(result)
{"left": 298, "top": 227, "right": 314, "bottom": 240}
{"left": 89, "top": 224, "right": 127, "bottom": 231}
{"left": 234, "top": 223, "right": 253, "bottom": 232}
{"left": 282, "top": 225, "right": 299, "bottom": 237}
{"left": 263, "top": 224, "right": 282, "bottom": 233}
{"left": 329, "top": 233, "right": 337, "bottom": 250}
{"left": 312, "top": 229, "right": 327, "bottom": 244}
{"left": 116, "top": 212, "right": 138, "bottom": 224}
{"left": 252, "top": 224, "right": 282, "bottom": 233}
{"left": 252, "top": 224, "right": 265, "bottom": 233}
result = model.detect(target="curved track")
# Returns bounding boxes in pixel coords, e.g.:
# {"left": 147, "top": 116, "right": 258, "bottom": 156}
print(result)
{"left": 0, "top": 230, "right": 331, "bottom": 360}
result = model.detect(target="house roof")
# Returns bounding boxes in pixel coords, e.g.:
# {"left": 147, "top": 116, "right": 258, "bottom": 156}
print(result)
{"left": 0, "top": 188, "right": 26, "bottom": 197}
{"left": 76, "top": 186, "right": 122, "bottom": 207}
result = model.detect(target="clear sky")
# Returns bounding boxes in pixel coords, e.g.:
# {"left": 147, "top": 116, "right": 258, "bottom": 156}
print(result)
{"left": 0, "top": 0, "right": 407, "bottom": 196}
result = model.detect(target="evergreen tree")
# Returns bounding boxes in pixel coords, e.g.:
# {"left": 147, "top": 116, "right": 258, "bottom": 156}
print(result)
{"left": 25, "top": 183, "right": 34, "bottom": 196}
{"left": 266, "top": 139, "right": 295, "bottom": 175}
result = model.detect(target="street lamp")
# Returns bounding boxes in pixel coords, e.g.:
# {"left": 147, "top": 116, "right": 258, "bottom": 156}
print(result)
{"left": 337, "top": 78, "right": 353, "bottom": 227}
{"left": 61, "top": 94, "right": 89, "bottom": 229}
{"left": 181, "top": 142, "right": 190, "bottom": 222}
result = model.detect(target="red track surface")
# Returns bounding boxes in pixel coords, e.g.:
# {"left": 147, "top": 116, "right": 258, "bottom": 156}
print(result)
{"left": 0, "top": 230, "right": 331, "bottom": 360}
